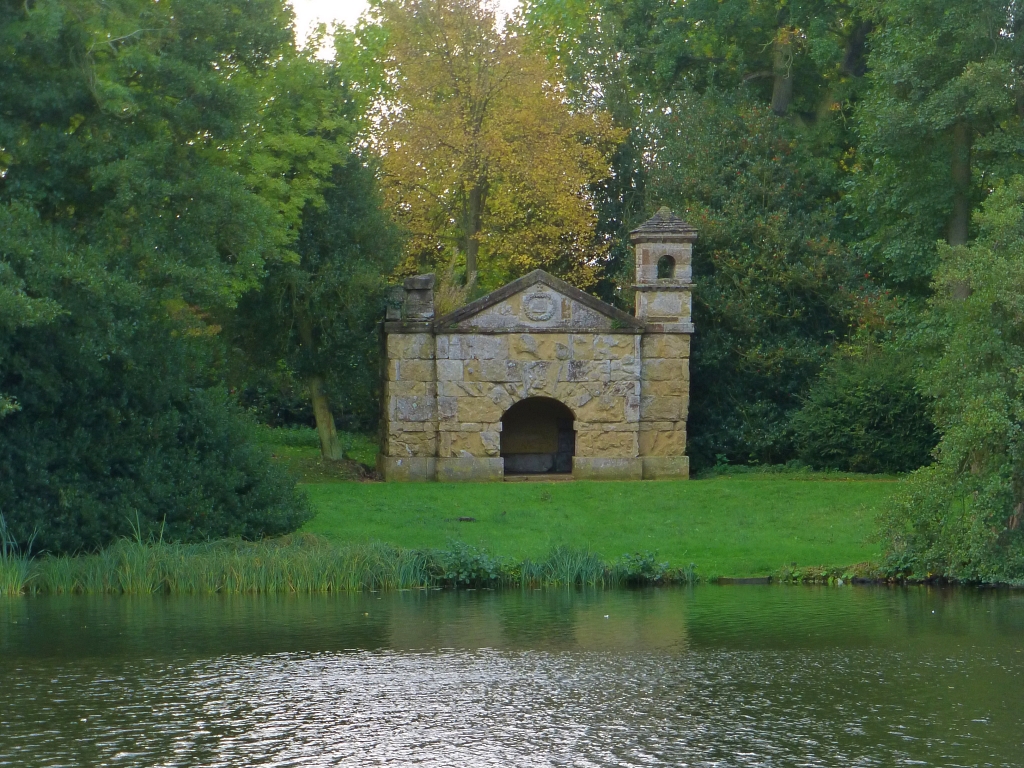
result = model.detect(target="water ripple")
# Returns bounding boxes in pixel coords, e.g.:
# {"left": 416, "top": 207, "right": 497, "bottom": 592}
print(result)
{"left": 1, "top": 588, "right": 1022, "bottom": 767}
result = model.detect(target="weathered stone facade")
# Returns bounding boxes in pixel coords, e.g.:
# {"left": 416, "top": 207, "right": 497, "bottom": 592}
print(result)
{"left": 378, "top": 208, "right": 696, "bottom": 481}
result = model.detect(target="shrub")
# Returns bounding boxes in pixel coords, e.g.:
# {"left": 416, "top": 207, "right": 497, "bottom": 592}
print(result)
{"left": 0, "top": 373, "right": 311, "bottom": 555}
{"left": 612, "top": 552, "right": 670, "bottom": 585}
{"left": 790, "top": 347, "right": 936, "bottom": 474}
{"left": 435, "top": 541, "right": 506, "bottom": 587}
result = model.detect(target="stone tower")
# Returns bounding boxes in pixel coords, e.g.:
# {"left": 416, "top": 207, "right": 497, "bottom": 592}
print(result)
{"left": 631, "top": 206, "right": 696, "bottom": 332}
{"left": 630, "top": 206, "right": 697, "bottom": 479}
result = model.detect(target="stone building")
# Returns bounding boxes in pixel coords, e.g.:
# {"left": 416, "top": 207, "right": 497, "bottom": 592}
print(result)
{"left": 378, "top": 207, "right": 696, "bottom": 481}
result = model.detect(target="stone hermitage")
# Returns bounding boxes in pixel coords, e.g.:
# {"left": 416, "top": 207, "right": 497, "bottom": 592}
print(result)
{"left": 378, "top": 208, "right": 695, "bottom": 481}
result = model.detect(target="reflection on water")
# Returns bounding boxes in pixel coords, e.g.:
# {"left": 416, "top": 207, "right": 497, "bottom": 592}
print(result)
{"left": 1, "top": 587, "right": 1022, "bottom": 767}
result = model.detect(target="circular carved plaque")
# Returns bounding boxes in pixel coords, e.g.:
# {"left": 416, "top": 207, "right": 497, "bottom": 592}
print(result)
{"left": 523, "top": 291, "right": 556, "bottom": 321}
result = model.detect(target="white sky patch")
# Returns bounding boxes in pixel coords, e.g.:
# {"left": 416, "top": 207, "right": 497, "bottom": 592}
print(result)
{"left": 289, "top": 0, "right": 523, "bottom": 55}
{"left": 290, "top": 0, "right": 369, "bottom": 40}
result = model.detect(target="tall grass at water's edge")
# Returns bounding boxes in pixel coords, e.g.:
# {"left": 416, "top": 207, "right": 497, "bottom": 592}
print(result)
{"left": 0, "top": 535, "right": 700, "bottom": 595}
{"left": 0, "top": 514, "right": 34, "bottom": 596}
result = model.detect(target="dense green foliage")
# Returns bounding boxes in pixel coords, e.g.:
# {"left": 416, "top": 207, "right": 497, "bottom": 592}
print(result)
{"left": 0, "top": 0, "right": 315, "bottom": 552}
{"left": 851, "top": 0, "right": 1024, "bottom": 289}
{"left": 883, "top": 180, "right": 1024, "bottom": 581}
{"left": 648, "top": 92, "right": 865, "bottom": 465}
{"left": 231, "top": 154, "right": 402, "bottom": 450}
{"left": 791, "top": 346, "right": 936, "bottom": 473}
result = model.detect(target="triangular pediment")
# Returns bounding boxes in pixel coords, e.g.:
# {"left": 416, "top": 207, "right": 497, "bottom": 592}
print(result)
{"left": 433, "top": 270, "right": 642, "bottom": 333}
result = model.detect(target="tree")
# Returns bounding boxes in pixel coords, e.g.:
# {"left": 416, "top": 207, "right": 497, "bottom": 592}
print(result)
{"left": 525, "top": 0, "right": 874, "bottom": 302}
{"left": 852, "top": 0, "right": 1024, "bottom": 294}
{"left": 217, "top": 29, "right": 402, "bottom": 461}
{"left": 0, "top": 0, "right": 315, "bottom": 552}
{"left": 882, "top": 178, "right": 1024, "bottom": 582}
{"left": 646, "top": 91, "right": 871, "bottom": 466}
{"left": 372, "top": 0, "right": 622, "bottom": 292}
{"left": 232, "top": 155, "right": 402, "bottom": 459}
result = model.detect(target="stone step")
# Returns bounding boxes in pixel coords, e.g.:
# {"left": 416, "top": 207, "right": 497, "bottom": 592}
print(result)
{"left": 503, "top": 473, "right": 575, "bottom": 483}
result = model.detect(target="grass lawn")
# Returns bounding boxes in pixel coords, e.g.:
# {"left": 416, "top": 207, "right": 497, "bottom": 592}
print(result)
{"left": 299, "top": 471, "right": 897, "bottom": 579}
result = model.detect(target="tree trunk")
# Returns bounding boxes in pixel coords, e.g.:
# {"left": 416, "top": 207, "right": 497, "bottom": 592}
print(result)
{"left": 948, "top": 119, "right": 972, "bottom": 247}
{"left": 298, "top": 314, "right": 344, "bottom": 461}
{"left": 464, "top": 181, "right": 484, "bottom": 290}
{"left": 307, "top": 373, "right": 344, "bottom": 461}
{"left": 771, "top": 33, "right": 793, "bottom": 116}
{"left": 840, "top": 20, "right": 872, "bottom": 78}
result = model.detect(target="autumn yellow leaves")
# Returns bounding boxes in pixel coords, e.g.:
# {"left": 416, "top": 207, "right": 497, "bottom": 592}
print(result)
{"left": 371, "top": 0, "right": 624, "bottom": 298}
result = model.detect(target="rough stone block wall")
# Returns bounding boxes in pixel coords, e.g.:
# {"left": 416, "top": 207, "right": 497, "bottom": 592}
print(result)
{"left": 381, "top": 331, "right": 690, "bottom": 477}
{"left": 432, "top": 331, "right": 642, "bottom": 461}
{"left": 383, "top": 332, "right": 437, "bottom": 460}
{"left": 638, "top": 334, "right": 689, "bottom": 452}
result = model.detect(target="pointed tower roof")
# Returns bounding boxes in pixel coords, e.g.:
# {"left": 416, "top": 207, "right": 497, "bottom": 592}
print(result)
{"left": 629, "top": 206, "right": 698, "bottom": 243}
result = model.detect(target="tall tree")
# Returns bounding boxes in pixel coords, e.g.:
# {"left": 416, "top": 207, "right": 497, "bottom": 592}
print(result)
{"left": 525, "top": 0, "right": 872, "bottom": 305}
{"left": 591, "top": 0, "right": 867, "bottom": 117}
{"left": 0, "top": 0, "right": 316, "bottom": 552}
{"left": 852, "top": 0, "right": 1024, "bottom": 293}
{"left": 372, "top": 0, "right": 622, "bottom": 293}
{"left": 223, "top": 34, "right": 398, "bottom": 460}
{"left": 647, "top": 91, "right": 869, "bottom": 466}
{"left": 883, "top": 178, "right": 1024, "bottom": 581}
{"left": 231, "top": 155, "right": 402, "bottom": 460}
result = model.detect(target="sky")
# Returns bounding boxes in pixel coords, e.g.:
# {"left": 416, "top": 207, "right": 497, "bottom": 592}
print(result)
{"left": 290, "top": 0, "right": 371, "bottom": 38}
{"left": 289, "top": 0, "right": 522, "bottom": 43}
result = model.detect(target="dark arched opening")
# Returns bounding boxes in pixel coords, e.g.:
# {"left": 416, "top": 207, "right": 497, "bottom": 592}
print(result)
{"left": 500, "top": 397, "right": 575, "bottom": 475}
{"left": 657, "top": 255, "right": 676, "bottom": 279}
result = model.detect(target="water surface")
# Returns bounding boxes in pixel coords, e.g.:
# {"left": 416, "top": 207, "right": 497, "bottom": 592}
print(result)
{"left": 2, "top": 586, "right": 1022, "bottom": 766}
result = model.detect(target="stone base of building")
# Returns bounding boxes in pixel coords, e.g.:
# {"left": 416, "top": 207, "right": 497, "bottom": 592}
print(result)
{"left": 380, "top": 456, "right": 436, "bottom": 481}
{"left": 436, "top": 457, "right": 504, "bottom": 482}
{"left": 380, "top": 455, "right": 688, "bottom": 482}
{"left": 642, "top": 456, "right": 690, "bottom": 480}
{"left": 378, "top": 456, "right": 437, "bottom": 482}
{"left": 572, "top": 457, "right": 643, "bottom": 481}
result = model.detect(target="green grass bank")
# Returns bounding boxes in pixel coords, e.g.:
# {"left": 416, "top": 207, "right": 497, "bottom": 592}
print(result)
{"left": 260, "top": 430, "right": 897, "bottom": 580}
{"left": 0, "top": 430, "right": 899, "bottom": 595}
{"left": 301, "top": 469, "right": 895, "bottom": 580}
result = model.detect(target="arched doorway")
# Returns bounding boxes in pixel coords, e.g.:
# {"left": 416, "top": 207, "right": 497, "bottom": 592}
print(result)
{"left": 500, "top": 398, "right": 575, "bottom": 475}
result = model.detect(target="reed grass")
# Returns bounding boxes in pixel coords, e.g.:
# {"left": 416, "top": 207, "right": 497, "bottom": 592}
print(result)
{"left": 2, "top": 535, "right": 696, "bottom": 595}
{"left": 0, "top": 513, "right": 34, "bottom": 596}
{"left": 0, "top": 556, "right": 31, "bottom": 596}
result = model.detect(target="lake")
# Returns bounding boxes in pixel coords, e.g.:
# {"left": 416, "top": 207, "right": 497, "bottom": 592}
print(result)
{"left": 1, "top": 586, "right": 1022, "bottom": 766}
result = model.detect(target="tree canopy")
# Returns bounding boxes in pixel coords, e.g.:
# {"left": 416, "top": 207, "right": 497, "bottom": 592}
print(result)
{"left": 0, "top": 0, "right": 322, "bottom": 551}
{"left": 372, "top": 0, "right": 622, "bottom": 294}
{"left": 851, "top": 0, "right": 1024, "bottom": 293}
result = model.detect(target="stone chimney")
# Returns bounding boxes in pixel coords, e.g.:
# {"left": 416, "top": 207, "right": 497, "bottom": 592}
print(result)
{"left": 386, "top": 273, "right": 436, "bottom": 321}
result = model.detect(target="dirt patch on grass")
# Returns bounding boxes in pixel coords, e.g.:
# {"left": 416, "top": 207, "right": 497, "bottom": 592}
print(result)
{"left": 270, "top": 451, "right": 378, "bottom": 483}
